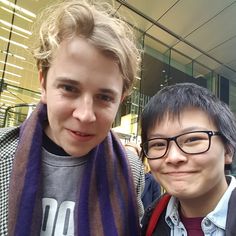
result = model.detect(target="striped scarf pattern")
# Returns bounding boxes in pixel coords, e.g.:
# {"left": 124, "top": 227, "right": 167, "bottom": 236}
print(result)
{"left": 8, "top": 103, "right": 140, "bottom": 236}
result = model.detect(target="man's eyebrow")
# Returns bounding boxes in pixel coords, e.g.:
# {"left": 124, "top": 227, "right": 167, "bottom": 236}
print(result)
{"left": 98, "top": 88, "right": 118, "bottom": 96}
{"left": 55, "top": 77, "right": 79, "bottom": 85}
{"left": 55, "top": 77, "right": 119, "bottom": 96}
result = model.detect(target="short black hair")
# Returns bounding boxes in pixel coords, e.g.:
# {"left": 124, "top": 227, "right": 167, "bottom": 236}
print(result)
{"left": 140, "top": 83, "right": 236, "bottom": 159}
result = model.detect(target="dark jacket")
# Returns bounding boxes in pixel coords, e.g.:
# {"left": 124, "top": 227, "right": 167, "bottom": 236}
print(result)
{"left": 141, "top": 187, "right": 236, "bottom": 236}
{"left": 141, "top": 172, "right": 161, "bottom": 210}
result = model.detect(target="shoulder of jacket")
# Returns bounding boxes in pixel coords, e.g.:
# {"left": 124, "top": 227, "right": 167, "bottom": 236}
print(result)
{"left": 225, "top": 187, "right": 236, "bottom": 234}
{"left": 0, "top": 126, "right": 20, "bottom": 235}
{"left": 141, "top": 194, "right": 170, "bottom": 235}
{"left": 0, "top": 126, "right": 20, "bottom": 160}
{"left": 144, "top": 193, "right": 170, "bottom": 218}
{"left": 0, "top": 126, "right": 20, "bottom": 137}
{"left": 125, "top": 149, "right": 145, "bottom": 180}
{"left": 227, "top": 187, "right": 236, "bottom": 216}
{"left": 125, "top": 148, "right": 143, "bottom": 167}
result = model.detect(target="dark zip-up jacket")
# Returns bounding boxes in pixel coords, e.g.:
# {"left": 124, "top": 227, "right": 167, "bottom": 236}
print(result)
{"left": 141, "top": 187, "right": 236, "bottom": 236}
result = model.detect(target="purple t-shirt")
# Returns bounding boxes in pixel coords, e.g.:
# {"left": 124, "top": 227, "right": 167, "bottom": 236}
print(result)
{"left": 180, "top": 211, "right": 204, "bottom": 236}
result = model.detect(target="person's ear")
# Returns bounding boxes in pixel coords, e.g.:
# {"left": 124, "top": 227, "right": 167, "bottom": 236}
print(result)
{"left": 120, "top": 92, "right": 128, "bottom": 103}
{"left": 39, "top": 70, "right": 47, "bottom": 104}
{"left": 224, "top": 145, "right": 234, "bottom": 164}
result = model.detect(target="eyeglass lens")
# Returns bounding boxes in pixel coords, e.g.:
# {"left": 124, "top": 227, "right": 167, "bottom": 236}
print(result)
{"left": 145, "top": 131, "right": 211, "bottom": 159}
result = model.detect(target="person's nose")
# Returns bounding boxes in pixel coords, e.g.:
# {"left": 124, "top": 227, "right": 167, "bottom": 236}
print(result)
{"left": 164, "top": 141, "right": 187, "bottom": 164}
{"left": 72, "top": 95, "right": 96, "bottom": 122}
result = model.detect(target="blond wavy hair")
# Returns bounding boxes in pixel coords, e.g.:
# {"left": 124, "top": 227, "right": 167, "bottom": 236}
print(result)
{"left": 32, "top": 0, "right": 141, "bottom": 95}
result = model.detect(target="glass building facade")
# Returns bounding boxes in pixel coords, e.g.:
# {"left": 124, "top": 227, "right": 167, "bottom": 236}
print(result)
{"left": 1, "top": 0, "right": 236, "bottom": 140}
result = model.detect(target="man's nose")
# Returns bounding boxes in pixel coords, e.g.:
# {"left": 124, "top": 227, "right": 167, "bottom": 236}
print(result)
{"left": 72, "top": 96, "right": 96, "bottom": 122}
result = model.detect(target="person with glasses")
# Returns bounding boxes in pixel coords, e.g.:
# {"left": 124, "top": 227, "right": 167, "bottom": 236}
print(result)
{"left": 140, "top": 83, "right": 236, "bottom": 236}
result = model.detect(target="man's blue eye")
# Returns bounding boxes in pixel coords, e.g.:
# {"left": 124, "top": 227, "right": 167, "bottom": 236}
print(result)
{"left": 98, "top": 94, "right": 113, "bottom": 102}
{"left": 61, "top": 85, "right": 76, "bottom": 92}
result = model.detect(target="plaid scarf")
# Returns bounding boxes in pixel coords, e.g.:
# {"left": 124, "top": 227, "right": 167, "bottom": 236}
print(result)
{"left": 8, "top": 103, "right": 140, "bottom": 236}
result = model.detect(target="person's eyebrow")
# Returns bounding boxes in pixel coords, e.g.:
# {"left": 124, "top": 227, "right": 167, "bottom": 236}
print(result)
{"left": 180, "top": 126, "right": 212, "bottom": 133}
{"left": 55, "top": 77, "right": 119, "bottom": 97}
{"left": 98, "top": 88, "right": 119, "bottom": 97}
{"left": 54, "top": 77, "right": 80, "bottom": 86}
{"left": 149, "top": 126, "right": 211, "bottom": 139}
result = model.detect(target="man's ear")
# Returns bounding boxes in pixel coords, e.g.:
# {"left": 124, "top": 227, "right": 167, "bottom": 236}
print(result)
{"left": 39, "top": 70, "right": 47, "bottom": 104}
{"left": 120, "top": 93, "right": 127, "bottom": 103}
{"left": 225, "top": 145, "right": 234, "bottom": 164}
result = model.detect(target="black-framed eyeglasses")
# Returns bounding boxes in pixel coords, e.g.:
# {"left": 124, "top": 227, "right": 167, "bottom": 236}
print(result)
{"left": 140, "top": 131, "right": 221, "bottom": 160}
